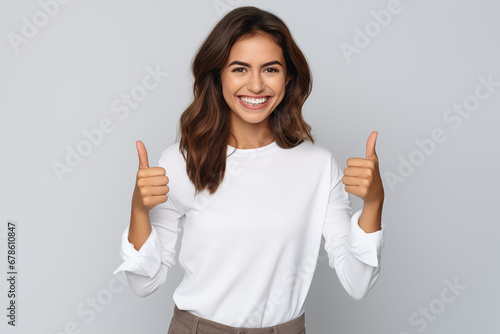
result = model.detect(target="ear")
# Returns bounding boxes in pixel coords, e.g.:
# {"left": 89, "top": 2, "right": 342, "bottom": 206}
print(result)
{"left": 286, "top": 76, "right": 291, "bottom": 86}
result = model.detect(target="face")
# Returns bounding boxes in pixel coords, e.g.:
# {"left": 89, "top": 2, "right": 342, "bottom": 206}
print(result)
{"left": 220, "top": 32, "right": 290, "bottom": 136}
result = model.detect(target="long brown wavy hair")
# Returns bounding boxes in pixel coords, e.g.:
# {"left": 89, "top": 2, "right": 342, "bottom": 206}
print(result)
{"left": 176, "top": 6, "right": 314, "bottom": 197}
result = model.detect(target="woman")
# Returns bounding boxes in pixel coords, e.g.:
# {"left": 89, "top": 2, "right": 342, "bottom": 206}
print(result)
{"left": 114, "top": 6, "right": 385, "bottom": 333}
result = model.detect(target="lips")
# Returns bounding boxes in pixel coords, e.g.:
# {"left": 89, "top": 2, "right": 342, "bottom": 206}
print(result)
{"left": 237, "top": 95, "right": 272, "bottom": 110}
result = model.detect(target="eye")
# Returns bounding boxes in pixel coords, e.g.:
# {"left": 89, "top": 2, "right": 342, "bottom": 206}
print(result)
{"left": 265, "top": 67, "right": 279, "bottom": 73}
{"left": 232, "top": 67, "right": 246, "bottom": 73}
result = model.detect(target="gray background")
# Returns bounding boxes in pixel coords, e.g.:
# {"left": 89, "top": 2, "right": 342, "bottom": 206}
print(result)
{"left": 1, "top": 0, "right": 499, "bottom": 333}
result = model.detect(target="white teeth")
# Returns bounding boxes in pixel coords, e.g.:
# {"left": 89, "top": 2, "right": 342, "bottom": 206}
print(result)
{"left": 240, "top": 96, "right": 268, "bottom": 105}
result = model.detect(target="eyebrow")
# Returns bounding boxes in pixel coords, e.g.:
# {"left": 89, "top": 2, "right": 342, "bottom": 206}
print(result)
{"left": 227, "top": 60, "right": 283, "bottom": 68}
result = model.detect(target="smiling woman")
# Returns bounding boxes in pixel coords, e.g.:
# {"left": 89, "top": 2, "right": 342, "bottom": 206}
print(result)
{"left": 179, "top": 6, "right": 314, "bottom": 196}
{"left": 221, "top": 32, "right": 291, "bottom": 149}
{"left": 114, "top": 5, "right": 385, "bottom": 334}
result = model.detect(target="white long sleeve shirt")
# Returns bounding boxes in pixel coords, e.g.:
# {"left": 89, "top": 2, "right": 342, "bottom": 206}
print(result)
{"left": 113, "top": 139, "right": 385, "bottom": 328}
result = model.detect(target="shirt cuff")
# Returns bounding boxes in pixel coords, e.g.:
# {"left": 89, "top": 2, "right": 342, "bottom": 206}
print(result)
{"left": 345, "top": 209, "right": 385, "bottom": 267}
{"left": 113, "top": 225, "right": 162, "bottom": 278}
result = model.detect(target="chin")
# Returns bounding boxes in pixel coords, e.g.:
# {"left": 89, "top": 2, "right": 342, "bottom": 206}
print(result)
{"left": 233, "top": 109, "right": 272, "bottom": 124}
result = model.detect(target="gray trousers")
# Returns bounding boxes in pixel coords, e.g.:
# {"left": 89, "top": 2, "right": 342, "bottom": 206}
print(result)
{"left": 167, "top": 304, "right": 306, "bottom": 334}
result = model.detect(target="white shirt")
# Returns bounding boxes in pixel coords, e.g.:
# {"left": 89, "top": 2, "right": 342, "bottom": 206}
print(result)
{"left": 113, "top": 139, "right": 385, "bottom": 328}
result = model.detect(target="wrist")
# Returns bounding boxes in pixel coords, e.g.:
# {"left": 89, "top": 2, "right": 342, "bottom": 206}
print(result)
{"left": 363, "top": 197, "right": 384, "bottom": 210}
{"left": 359, "top": 199, "right": 383, "bottom": 233}
{"left": 131, "top": 201, "right": 150, "bottom": 216}
{"left": 132, "top": 188, "right": 150, "bottom": 214}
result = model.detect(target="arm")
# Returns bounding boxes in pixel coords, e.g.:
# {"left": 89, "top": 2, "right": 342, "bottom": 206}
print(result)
{"left": 322, "top": 154, "right": 385, "bottom": 300}
{"left": 113, "top": 146, "right": 184, "bottom": 297}
{"left": 113, "top": 197, "right": 183, "bottom": 297}
{"left": 358, "top": 199, "right": 383, "bottom": 233}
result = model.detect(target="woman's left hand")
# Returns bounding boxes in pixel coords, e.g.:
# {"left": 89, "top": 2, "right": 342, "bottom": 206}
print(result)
{"left": 342, "top": 131, "right": 384, "bottom": 204}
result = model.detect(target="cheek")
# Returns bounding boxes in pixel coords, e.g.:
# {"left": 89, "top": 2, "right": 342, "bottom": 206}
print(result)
{"left": 269, "top": 76, "right": 286, "bottom": 90}
{"left": 223, "top": 82, "right": 245, "bottom": 105}
{"left": 273, "top": 82, "right": 287, "bottom": 96}
{"left": 222, "top": 85, "right": 234, "bottom": 104}
{"left": 222, "top": 89, "right": 238, "bottom": 110}
{"left": 220, "top": 78, "right": 230, "bottom": 100}
{"left": 221, "top": 76, "right": 233, "bottom": 94}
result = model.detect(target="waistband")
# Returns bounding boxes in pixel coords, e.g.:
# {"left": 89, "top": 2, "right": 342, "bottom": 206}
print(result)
{"left": 172, "top": 304, "right": 305, "bottom": 334}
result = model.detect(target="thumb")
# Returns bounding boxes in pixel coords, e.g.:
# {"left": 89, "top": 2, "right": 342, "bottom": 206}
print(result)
{"left": 136, "top": 140, "right": 150, "bottom": 169}
{"left": 366, "top": 131, "right": 378, "bottom": 160}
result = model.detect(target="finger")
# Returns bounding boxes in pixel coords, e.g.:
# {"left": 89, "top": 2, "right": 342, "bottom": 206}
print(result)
{"left": 137, "top": 167, "right": 166, "bottom": 178}
{"left": 144, "top": 194, "right": 168, "bottom": 207}
{"left": 137, "top": 175, "right": 169, "bottom": 187}
{"left": 136, "top": 140, "right": 150, "bottom": 169}
{"left": 346, "top": 158, "right": 375, "bottom": 168}
{"left": 141, "top": 185, "right": 170, "bottom": 196}
{"left": 344, "top": 166, "right": 366, "bottom": 176}
{"left": 344, "top": 185, "right": 362, "bottom": 197}
{"left": 342, "top": 175, "right": 363, "bottom": 186}
{"left": 366, "top": 131, "right": 378, "bottom": 160}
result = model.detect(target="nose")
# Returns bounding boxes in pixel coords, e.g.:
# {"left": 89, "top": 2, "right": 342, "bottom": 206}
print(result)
{"left": 246, "top": 71, "right": 264, "bottom": 93}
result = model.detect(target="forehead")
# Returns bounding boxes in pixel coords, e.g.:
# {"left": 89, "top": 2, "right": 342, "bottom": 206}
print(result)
{"left": 227, "top": 32, "right": 284, "bottom": 63}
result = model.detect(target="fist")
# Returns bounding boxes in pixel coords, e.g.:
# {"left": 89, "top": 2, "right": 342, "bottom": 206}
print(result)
{"left": 133, "top": 140, "right": 169, "bottom": 211}
{"left": 342, "top": 131, "right": 384, "bottom": 204}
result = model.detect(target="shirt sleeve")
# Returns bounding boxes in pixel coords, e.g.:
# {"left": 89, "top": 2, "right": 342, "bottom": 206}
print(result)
{"left": 112, "top": 154, "right": 184, "bottom": 298}
{"left": 322, "top": 153, "right": 385, "bottom": 300}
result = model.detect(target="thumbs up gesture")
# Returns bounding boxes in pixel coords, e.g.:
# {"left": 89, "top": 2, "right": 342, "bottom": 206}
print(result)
{"left": 342, "top": 131, "right": 384, "bottom": 204}
{"left": 132, "top": 140, "right": 170, "bottom": 212}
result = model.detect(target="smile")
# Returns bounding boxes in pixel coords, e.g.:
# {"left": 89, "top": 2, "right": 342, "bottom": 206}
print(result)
{"left": 237, "top": 96, "right": 272, "bottom": 110}
{"left": 239, "top": 96, "right": 268, "bottom": 105}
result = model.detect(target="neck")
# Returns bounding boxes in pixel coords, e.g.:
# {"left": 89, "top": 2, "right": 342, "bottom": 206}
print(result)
{"left": 228, "top": 111, "right": 276, "bottom": 149}
{"left": 228, "top": 126, "right": 274, "bottom": 149}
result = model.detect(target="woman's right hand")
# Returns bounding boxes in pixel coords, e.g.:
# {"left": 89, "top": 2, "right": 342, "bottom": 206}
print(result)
{"left": 132, "top": 140, "right": 169, "bottom": 212}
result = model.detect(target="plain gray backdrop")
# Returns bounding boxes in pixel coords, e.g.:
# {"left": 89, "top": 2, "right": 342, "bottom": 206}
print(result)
{"left": 1, "top": 0, "right": 499, "bottom": 333}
